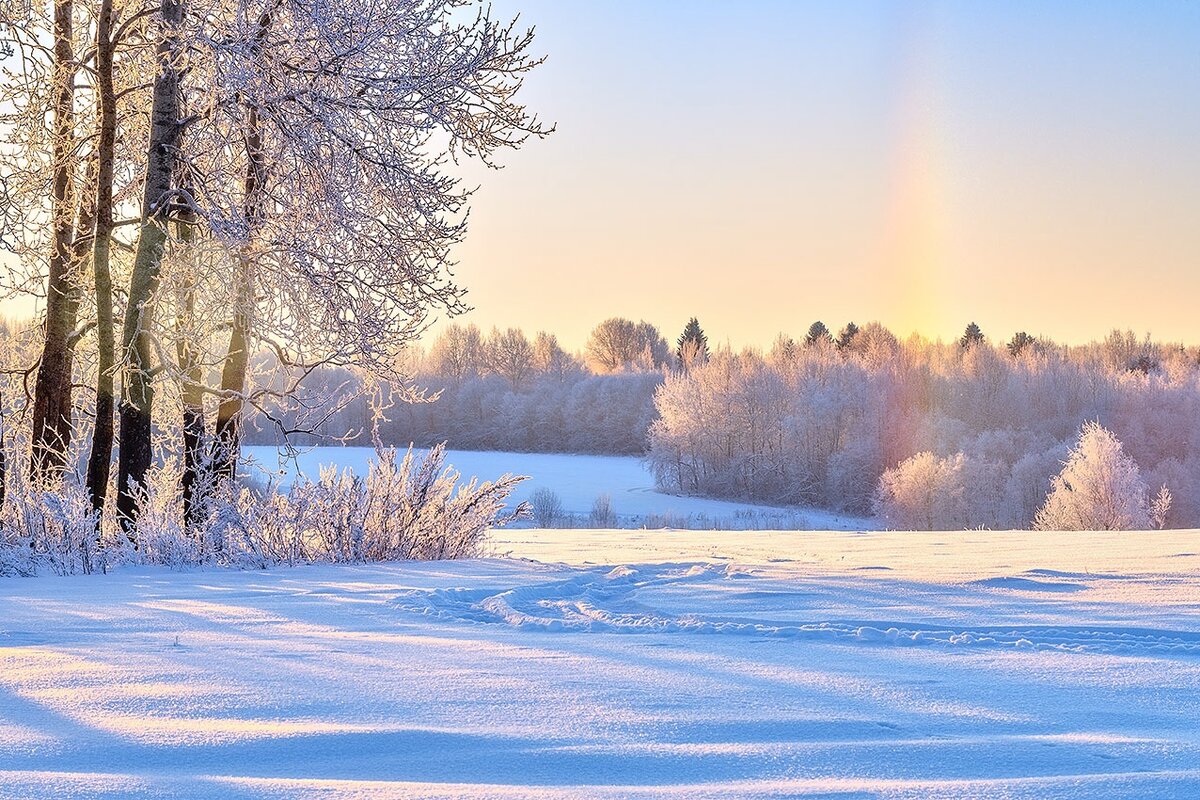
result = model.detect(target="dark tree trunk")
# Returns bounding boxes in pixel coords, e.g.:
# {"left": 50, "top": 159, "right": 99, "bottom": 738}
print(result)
{"left": 116, "top": 0, "right": 185, "bottom": 531}
{"left": 0, "top": 392, "right": 7, "bottom": 511}
{"left": 30, "top": 0, "right": 78, "bottom": 481}
{"left": 85, "top": 0, "right": 118, "bottom": 515}
{"left": 181, "top": 401, "right": 206, "bottom": 527}
{"left": 175, "top": 203, "right": 206, "bottom": 531}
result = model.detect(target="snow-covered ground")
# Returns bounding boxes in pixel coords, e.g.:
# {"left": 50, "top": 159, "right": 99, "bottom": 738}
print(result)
{"left": 242, "top": 446, "right": 873, "bottom": 530}
{"left": 3, "top": 529, "right": 1200, "bottom": 798}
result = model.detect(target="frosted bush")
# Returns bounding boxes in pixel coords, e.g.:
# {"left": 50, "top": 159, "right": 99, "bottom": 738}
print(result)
{"left": 529, "top": 487, "right": 564, "bottom": 527}
{"left": 1, "top": 474, "right": 100, "bottom": 576}
{"left": 589, "top": 493, "right": 616, "bottom": 528}
{"left": 873, "top": 452, "right": 967, "bottom": 531}
{"left": 0, "top": 442, "right": 528, "bottom": 575}
{"left": 219, "top": 443, "right": 529, "bottom": 564}
{"left": 1034, "top": 422, "right": 1170, "bottom": 531}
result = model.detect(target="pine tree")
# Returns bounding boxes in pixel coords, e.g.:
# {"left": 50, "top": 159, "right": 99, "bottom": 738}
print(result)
{"left": 835, "top": 322, "right": 859, "bottom": 350}
{"left": 960, "top": 322, "right": 985, "bottom": 349}
{"left": 1006, "top": 331, "right": 1036, "bottom": 357}
{"left": 804, "top": 320, "right": 833, "bottom": 347}
{"left": 676, "top": 317, "right": 709, "bottom": 370}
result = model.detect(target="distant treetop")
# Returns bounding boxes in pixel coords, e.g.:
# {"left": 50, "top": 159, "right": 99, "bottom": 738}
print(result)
{"left": 1006, "top": 331, "right": 1037, "bottom": 357}
{"left": 804, "top": 321, "right": 833, "bottom": 347}
{"left": 835, "top": 322, "right": 859, "bottom": 351}
{"left": 676, "top": 317, "right": 710, "bottom": 370}
{"left": 960, "top": 322, "right": 985, "bottom": 349}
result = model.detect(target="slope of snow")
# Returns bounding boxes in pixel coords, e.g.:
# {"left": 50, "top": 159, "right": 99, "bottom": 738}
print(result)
{"left": 241, "top": 446, "right": 873, "bottom": 530}
{"left": 3, "top": 529, "right": 1200, "bottom": 798}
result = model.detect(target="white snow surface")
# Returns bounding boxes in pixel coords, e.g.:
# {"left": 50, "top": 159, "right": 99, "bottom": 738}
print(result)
{"left": 241, "top": 446, "right": 873, "bottom": 530}
{"left": 4, "top": 528, "right": 1200, "bottom": 798}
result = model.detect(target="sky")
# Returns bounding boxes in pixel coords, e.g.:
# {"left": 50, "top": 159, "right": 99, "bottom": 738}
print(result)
{"left": 446, "top": 0, "right": 1200, "bottom": 350}
{"left": 3, "top": 2, "right": 1197, "bottom": 351}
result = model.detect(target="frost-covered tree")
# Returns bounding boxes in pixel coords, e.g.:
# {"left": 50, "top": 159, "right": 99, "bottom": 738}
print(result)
{"left": 585, "top": 318, "right": 638, "bottom": 372}
{"left": 429, "top": 324, "right": 486, "bottom": 381}
{"left": 531, "top": 332, "right": 577, "bottom": 381}
{"left": 1102, "top": 330, "right": 1160, "bottom": 375}
{"left": 2, "top": 0, "right": 553, "bottom": 528}
{"left": 19, "top": 0, "right": 84, "bottom": 481}
{"left": 835, "top": 322, "right": 859, "bottom": 351}
{"left": 769, "top": 334, "right": 798, "bottom": 364}
{"left": 486, "top": 327, "right": 534, "bottom": 390}
{"left": 1034, "top": 422, "right": 1170, "bottom": 531}
{"left": 873, "top": 452, "right": 967, "bottom": 530}
{"left": 529, "top": 487, "right": 563, "bottom": 527}
{"left": 586, "top": 318, "right": 669, "bottom": 373}
{"left": 188, "top": 0, "right": 552, "bottom": 497}
{"left": 845, "top": 322, "right": 899, "bottom": 364}
{"left": 0, "top": 0, "right": 156, "bottom": 484}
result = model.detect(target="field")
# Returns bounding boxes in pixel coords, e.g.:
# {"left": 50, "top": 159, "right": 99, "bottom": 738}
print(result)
{"left": 241, "top": 446, "right": 873, "bottom": 530}
{"left": 3, "top": 528, "right": 1200, "bottom": 798}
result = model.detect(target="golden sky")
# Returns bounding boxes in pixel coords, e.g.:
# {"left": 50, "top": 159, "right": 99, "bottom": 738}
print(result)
{"left": 4, "top": 2, "right": 1197, "bottom": 351}
{"left": 447, "top": 1, "right": 1200, "bottom": 350}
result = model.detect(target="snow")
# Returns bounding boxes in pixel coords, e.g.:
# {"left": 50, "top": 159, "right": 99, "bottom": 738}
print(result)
{"left": 3, "top": 529, "right": 1200, "bottom": 797}
{"left": 241, "top": 446, "right": 873, "bottom": 530}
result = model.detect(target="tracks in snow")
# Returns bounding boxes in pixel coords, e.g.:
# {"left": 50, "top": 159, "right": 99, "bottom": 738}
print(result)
{"left": 392, "top": 563, "right": 1200, "bottom": 657}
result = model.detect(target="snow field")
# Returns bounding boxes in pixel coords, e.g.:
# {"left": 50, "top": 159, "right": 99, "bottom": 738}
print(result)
{"left": 1, "top": 528, "right": 1199, "bottom": 798}
{"left": 241, "top": 446, "right": 873, "bottom": 530}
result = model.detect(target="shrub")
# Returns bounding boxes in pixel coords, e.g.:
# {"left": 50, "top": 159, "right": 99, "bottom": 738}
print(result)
{"left": 529, "top": 487, "right": 564, "bottom": 528}
{"left": 589, "top": 493, "right": 616, "bottom": 528}
{"left": 0, "top": 443, "right": 528, "bottom": 575}
{"left": 872, "top": 452, "right": 967, "bottom": 530}
{"left": 1034, "top": 422, "right": 1170, "bottom": 530}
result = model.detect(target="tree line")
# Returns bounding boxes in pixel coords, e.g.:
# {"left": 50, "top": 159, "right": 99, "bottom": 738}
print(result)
{"left": 245, "top": 319, "right": 682, "bottom": 453}
{"left": 251, "top": 314, "right": 1200, "bottom": 531}
{"left": 650, "top": 321, "right": 1200, "bottom": 529}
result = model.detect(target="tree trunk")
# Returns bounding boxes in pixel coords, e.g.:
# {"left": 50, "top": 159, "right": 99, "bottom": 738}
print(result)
{"left": 30, "top": 0, "right": 77, "bottom": 481}
{"left": 211, "top": 244, "right": 255, "bottom": 486}
{"left": 116, "top": 0, "right": 185, "bottom": 531}
{"left": 85, "top": 0, "right": 117, "bottom": 515}
{"left": 0, "top": 391, "right": 7, "bottom": 511}
{"left": 175, "top": 202, "right": 206, "bottom": 531}
{"left": 85, "top": 0, "right": 118, "bottom": 514}
{"left": 212, "top": 15, "right": 270, "bottom": 486}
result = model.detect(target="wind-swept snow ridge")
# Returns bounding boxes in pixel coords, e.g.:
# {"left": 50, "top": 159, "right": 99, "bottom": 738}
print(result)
{"left": 393, "top": 563, "right": 1200, "bottom": 656}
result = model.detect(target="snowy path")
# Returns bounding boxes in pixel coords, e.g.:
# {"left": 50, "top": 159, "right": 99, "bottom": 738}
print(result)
{"left": 2, "top": 530, "right": 1200, "bottom": 798}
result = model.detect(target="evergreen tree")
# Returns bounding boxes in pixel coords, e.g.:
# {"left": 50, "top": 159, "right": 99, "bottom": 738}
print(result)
{"left": 960, "top": 322, "right": 985, "bottom": 349}
{"left": 804, "top": 320, "right": 833, "bottom": 347}
{"left": 676, "top": 317, "right": 709, "bottom": 369}
{"left": 835, "top": 322, "right": 859, "bottom": 350}
{"left": 1006, "top": 331, "right": 1037, "bottom": 357}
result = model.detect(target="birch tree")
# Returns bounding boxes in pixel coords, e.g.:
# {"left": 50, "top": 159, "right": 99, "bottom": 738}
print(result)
{"left": 194, "top": 0, "right": 550, "bottom": 485}
{"left": 115, "top": 0, "right": 188, "bottom": 528}
{"left": 1, "top": 0, "right": 91, "bottom": 479}
{"left": 109, "top": 0, "right": 550, "bottom": 522}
